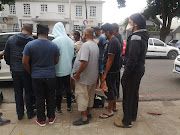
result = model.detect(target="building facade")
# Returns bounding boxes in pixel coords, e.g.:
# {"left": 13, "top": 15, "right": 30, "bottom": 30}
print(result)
{"left": 0, "top": 0, "right": 104, "bottom": 34}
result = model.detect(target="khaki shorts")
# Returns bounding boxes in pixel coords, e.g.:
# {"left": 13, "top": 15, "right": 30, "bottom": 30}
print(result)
{"left": 75, "top": 82, "right": 96, "bottom": 111}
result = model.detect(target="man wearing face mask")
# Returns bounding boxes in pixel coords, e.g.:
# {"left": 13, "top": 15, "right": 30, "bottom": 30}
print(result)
{"left": 99, "top": 23, "right": 121, "bottom": 119}
{"left": 94, "top": 27, "right": 108, "bottom": 90}
{"left": 114, "top": 13, "right": 149, "bottom": 128}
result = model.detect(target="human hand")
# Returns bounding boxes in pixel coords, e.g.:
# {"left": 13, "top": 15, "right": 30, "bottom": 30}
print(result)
{"left": 73, "top": 73, "right": 80, "bottom": 80}
{"left": 101, "top": 74, "right": 107, "bottom": 83}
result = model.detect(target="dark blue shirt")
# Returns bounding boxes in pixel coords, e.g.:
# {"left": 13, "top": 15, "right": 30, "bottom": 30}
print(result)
{"left": 23, "top": 39, "right": 60, "bottom": 78}
{"left": 97, "top": 35, "right": 108, "bottom": 60}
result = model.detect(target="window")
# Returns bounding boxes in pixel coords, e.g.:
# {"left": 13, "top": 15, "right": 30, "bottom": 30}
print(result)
{"left": 76, "top": 6, "right": 82, "bottom": 16}
{"left": 90, "top": 6, "right": 96, "bottom": 17}
{"left": 148, "top": 39, "right": 153, "bottom": 45}
{"left": 58, "top": 5, "right": 65, "bottom": 13}
{"left": 24, "top": 4, "right": 30, "bottom": 15}
{"left": 41, "top": 4, "right": 47, "bottom": 12}
{"left": 153, "top": 39, "right": 165, "bottom": 46}
{"left": 13, "top": 24, "right": 19, "bottom": 32}
{"left": 74, "top": 25, "right": 83, "bottom": 31}
{"left": 9, "top": 5, "right": 16, "bottom": 14}
{"left": 0, "top": 35, "right": 13, "bottom": 51}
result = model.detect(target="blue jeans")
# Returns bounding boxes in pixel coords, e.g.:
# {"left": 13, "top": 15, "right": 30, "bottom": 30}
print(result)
{"left": 12, "top": 71, "right": 34, "bottom": 117}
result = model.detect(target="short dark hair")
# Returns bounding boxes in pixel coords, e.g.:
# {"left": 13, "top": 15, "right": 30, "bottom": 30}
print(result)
{"left": 37, "top": 24, "right": 49, "bottom": 36}
{"left": 111, "top": 23, "right": 119, "bottom": 32}
{"left": 22, "top": 24, "right": 33, "bottom": 34}
{"left": 73, "top": 31, "right": 80, "bottom": 39}
{"left": 101, "top": 23, "right": 113, "bottom": 35}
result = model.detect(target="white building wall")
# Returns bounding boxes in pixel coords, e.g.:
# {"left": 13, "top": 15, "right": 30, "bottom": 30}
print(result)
{"left": 0, "top": 0, "right": 104, "bottom": 34}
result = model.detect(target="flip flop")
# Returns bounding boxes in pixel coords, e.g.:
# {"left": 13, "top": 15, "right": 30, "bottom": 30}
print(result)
{"left": 99, "top": 113, "right": 114, "bottom": 119}
{"left": 105, "top": 106, "right": 118, "bottom": 112}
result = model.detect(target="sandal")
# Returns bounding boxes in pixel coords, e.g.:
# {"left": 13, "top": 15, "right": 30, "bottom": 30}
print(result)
{"left": 99, "top": 113, "right": 114, "bottom": 119}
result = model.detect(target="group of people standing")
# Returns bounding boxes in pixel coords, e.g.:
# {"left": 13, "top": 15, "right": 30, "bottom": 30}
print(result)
{"left": 2, "top": 13, "right": 149, "bottom": 128}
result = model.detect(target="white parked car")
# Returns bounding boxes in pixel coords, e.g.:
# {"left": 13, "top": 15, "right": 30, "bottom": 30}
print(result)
{"left": 0, "top": 32, "right": 54, "bottom": 81}
{"left": 173, "top": 55, "right": 180, "bottom": 74}
{"left": 147, "top": 38, "right": 180, "bottom": 60}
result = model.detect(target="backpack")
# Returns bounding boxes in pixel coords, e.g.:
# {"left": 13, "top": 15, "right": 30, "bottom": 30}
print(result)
{"left": 93, "top": 94, "right": 105, "bottom": 108}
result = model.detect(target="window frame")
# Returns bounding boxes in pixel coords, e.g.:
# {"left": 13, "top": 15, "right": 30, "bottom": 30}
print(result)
{"left": 9, "top": 5, "right": 16, "bottom": 14}
{"left": 41, "top": 4, "right": 48, "bottom": 12}
{"left": 23, "top": 4, "right": 31, "bottom": 15}
{"left": 90, "top": 6, "right": 96, "bottom": 17}
{"left": 76, "top": 6, "right": 82, "bottom": 17}
{"left": 58, "top": 5, "right": 65, "bottom": 13}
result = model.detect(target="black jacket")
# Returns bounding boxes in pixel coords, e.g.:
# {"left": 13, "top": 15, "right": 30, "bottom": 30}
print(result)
{"left": 4, "top": 33, "right": 33, "bottom": 71}
{"left": 123, "top": 29, "right": 149, "bottom": 77}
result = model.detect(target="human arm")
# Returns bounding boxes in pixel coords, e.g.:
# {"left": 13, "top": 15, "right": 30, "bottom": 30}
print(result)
{"left": 54, "top": 56, "right": 59, "bottom": 65}
{"left": 73, "top": 60, "right": 88, "bottom": 80}
{"left": 22, "top": 55, "right": 31, "bottom": 74}
{"left": 4, "top": 40, "right": 11, "bottom": 65}
{"left": 102, "top": 54, "right": 114, "bottom": 82}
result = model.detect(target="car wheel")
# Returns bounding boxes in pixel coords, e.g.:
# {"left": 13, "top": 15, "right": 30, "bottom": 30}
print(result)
{"left": 168, "top": 51, "right": 178, "bottom": 60}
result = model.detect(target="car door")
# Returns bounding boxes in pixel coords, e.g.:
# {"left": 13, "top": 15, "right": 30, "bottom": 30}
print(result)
{"left": 152, "top": 38, "right": 168, "bottom": 56}
{"left": 0, "top": 34, "right": 14, "bottom": 81}
{"left": 147, "top": 38, "right": 155, "bottom": 56}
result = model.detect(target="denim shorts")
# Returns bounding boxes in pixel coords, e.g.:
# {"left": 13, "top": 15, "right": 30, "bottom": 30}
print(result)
{"left": 99, "top": 60, "right": 104, "bottom": 73}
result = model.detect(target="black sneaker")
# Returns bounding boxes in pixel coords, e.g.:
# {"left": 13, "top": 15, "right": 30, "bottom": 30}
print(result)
{"left": 73, "top": 118, "right": 89, "bottom": 126}
{"left": 87, "top": 114, "right": 92, "bottom": 120}
{"left": 28, "top": 111, "right": 37, "bottom": 119}
{"left": 0, "top": 118, "right": 10, "bottom": 126}
{"left": 18, "top": 114, "right": 24, "bottom": 120}
{"left": 67, "top": 107, "right": 72, "bottom": 112}
{"left": 55, "top": 108, "right": 62, "bottom": 115}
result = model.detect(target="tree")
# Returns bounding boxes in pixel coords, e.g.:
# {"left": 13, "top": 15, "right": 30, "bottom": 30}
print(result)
{"left": 117, "top": 0, "right": 180, "bottom": 42}
{"left": 0, "top": 0, "right": 15, "bottom": 11}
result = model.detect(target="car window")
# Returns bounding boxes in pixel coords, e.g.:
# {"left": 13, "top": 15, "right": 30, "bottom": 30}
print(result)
{"left": 0, "top": 34, "right": 13, "bottom": 51}
{"left": 153, "top": 39, "right": 165, "bottom": 46}
{"left": 148, "top": 39, "right": 153, "bottom": 45}
{"left": 171, "top": 40, "right": 178, "bottom": 43}
{"left": 48, "top": 36, "right": 54, "bottom": 41}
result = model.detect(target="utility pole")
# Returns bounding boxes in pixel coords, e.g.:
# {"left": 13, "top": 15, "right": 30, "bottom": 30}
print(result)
{"left": 85, "top": 0, "right": 87, "bottom": 19}
{"left": 69, "top": 0, "right": 72, "bottom": 34}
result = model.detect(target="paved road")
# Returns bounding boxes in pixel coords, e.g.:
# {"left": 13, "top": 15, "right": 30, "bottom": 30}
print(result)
{"left": 1, "top": 58, "right": 180, "bottom": 103}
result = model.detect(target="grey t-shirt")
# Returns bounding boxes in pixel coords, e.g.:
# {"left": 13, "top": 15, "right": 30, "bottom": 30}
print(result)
{"left": 71, "top": 41, "right": 99, "bottom": 85}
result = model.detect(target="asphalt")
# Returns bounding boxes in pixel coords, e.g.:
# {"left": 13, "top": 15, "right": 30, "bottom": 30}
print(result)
{"left": 0, "top": 101, "right": 180, "bottom": 135}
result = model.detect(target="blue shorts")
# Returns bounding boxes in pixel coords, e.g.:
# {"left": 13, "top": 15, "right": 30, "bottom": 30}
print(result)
{"left": 99, "top": 60, "right": 104, "bottom": 73}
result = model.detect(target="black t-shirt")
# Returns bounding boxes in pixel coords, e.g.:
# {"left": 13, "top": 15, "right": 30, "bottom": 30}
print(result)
{"left": 103, "top": 37, "right": 121, "bottom": 73}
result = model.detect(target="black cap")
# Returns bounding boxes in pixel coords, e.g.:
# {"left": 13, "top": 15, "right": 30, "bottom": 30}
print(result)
{"left": 129, "top": 13, "right": 146, "bottom": 29}
{"left": 94, "top": 26, "right": 101, "bottom": 31}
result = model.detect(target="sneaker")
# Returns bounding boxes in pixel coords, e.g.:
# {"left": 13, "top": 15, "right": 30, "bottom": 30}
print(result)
{"left": 18, "top": 114, "right": 24, "bottom": 120}
{"left": 55, "top": 108, "right": 63, "bottom": 115}
{"left": 67, "top": 107, "right": 72, "bottom": 112}
{"left": 0, "top": 118, "right": 11, "bottom": 126}
{"left": 28, "top": 111, "right": 37, "bottom": 119}
{"left": 36, "top": 118, "right": 46, "bottom": 127}
{"left": 73, "top": 118, "right": 89, "bottom": 126}
{"left": 49, "top": 116, "right": 56, "bottom": 124}
{"left": 114, "top": 120, "right": 132, "bottom": 128}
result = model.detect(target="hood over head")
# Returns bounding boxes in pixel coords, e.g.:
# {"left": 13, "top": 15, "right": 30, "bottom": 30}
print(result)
{"left": 52, "top": 22, "right": 67, "bottom": 38}
{"left": 15, "top": 33, "right": 33, "bottom": 46}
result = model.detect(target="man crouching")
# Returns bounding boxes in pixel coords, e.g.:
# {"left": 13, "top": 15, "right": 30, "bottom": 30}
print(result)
{"left": 71, "top": 28, "right": 99, "bottom": 126}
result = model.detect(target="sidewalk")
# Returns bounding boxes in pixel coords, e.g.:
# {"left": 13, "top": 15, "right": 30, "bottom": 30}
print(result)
{"left": 0, "top": 100, "right": 180, "bottom": 135}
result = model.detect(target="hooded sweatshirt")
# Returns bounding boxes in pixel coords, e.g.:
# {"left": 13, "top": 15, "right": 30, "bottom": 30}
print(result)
{"left": 52, "top": 22, "right": 74, "bottom": 77}
{"left": 4, "top": 33, "right": 33, "bottom": 71}
{"left": 123, "top": 29, "right": 149, "bottom": 77}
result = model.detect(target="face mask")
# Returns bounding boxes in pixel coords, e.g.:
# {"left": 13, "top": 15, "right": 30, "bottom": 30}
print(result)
{"left": 126, "top": 24, "right": 133, "bottom": 31}
{"left": 93, "top": 33, "right": 96, "bottom": 37}
{"left": 101, "top": 33, "right": 107, "bottom": 40}
{"left": 82, "top": 36, "right": 85, "bottom": 43}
